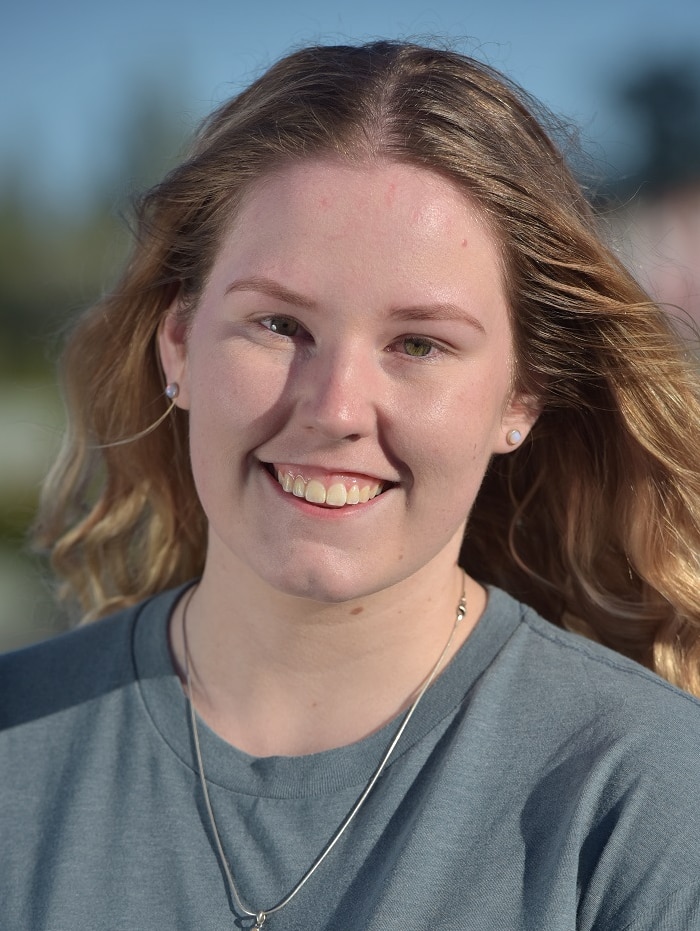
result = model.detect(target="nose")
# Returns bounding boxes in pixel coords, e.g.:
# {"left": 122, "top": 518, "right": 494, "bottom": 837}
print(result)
{"left": 292, "top": 344, "right": 380, "bottom": 441}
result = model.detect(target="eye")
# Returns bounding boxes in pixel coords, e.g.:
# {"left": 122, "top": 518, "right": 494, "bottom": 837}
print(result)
{"left": 262, "top": 315, "right": 303, "bottom": 338}
{"left": 400, "top": 336, "right": 436, "bottom": 358}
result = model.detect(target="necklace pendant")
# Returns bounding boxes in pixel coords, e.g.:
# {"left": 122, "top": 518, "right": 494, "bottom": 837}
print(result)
{"left": 252, "top": 912, "right": 267, "bottom": 930}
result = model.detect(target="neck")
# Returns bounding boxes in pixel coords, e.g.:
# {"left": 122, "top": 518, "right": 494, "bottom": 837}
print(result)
{"left": 169, "top": 562, "right": 486, "bottom": 757}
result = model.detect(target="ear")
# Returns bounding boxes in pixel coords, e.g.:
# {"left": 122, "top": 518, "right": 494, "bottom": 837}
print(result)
{"left": 492, "top": 391, "right": 540, "bottom": 454}
{"left": 157, "top": 306, "right": 191, "bottom": 410}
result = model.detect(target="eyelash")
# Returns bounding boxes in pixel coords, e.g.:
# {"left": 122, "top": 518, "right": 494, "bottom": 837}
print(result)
{"left": 258, "top": 315, "right": 447, "bottom": 360}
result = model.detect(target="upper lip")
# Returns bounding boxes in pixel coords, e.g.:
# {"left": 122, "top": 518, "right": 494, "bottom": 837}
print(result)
{"left": 263, "top": 461, "right": 398, "bottom": 485}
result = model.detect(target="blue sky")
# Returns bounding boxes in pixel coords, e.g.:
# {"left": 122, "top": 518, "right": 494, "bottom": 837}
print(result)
{"left": 2, "top": 0, "right": 699, "bottom": 213}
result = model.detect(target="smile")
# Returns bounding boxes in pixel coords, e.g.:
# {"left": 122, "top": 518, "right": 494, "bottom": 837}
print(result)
{"left": 272, "top": 467, "right": 385, "bottom": 508}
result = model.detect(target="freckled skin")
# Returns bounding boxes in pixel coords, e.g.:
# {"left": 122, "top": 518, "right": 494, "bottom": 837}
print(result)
{"left": 159, "top": 158, "right": 535, "bottom": 605}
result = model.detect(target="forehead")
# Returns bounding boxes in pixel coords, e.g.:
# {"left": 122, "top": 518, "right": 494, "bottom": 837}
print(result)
{"left": 215, "top": 158, "right": 507, "bottom": 287}
{"left": 234, "top": 158, "right": 494, "bottom": 235}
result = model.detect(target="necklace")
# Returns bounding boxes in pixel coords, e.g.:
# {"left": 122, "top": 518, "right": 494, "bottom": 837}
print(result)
{"left": 182, "top": 577, "right": 467, "bottom": 930}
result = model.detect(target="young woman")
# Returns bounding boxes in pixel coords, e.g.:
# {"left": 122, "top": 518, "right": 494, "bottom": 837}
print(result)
{"left": 2, "top": 41, "right": 700, "bottom": 930}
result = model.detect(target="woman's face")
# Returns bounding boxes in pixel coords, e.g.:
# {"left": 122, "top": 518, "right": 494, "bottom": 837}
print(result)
{"left": 160, "top": 159, "right": 535, "bottom": 602}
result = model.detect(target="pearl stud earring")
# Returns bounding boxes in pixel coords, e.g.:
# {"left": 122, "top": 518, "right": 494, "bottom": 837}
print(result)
{"left": 506, "top": 429, "right": 522, "bottom": 446}
{"left": 165, "top": 383, "right": 179, "bottom": 400}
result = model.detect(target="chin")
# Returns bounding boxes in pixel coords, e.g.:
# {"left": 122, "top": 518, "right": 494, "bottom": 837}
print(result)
{"left": 273, "top": 577, "right": 367, "bottom": 606}
{"left": 265, "top": 563, "right": 389, "bottom": 606}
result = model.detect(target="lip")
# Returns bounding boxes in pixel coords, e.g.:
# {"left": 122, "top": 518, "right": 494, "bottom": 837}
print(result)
{"left": 269, "top": 462, "right": 393, "bottom": 485}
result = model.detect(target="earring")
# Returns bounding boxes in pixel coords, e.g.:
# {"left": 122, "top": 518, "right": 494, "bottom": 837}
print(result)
{"left": 506, "top": 428, "right": 522, "bottom": 446}
{"left": 165, "top": 382, "right": 179, "bottom": 400}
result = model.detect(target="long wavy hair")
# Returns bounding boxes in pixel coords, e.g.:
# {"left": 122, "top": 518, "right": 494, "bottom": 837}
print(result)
{"left": 34, "top": 41, "right": 700, "bottom": 695}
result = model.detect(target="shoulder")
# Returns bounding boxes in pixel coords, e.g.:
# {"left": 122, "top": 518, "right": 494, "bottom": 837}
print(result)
{"left": 0, "top": 586, "right": 184, "bottom": 732}
{"left": 481, "top": 589, "right": 700, "bottom": 930}
{"left": 480, "top": 587, "right": 700, "bottom": 789}
{"left": 0, "top": 604, "right": 136, "bottom": 732}
{"left": 488, "top": 585, "right": 700, "bottom": 719}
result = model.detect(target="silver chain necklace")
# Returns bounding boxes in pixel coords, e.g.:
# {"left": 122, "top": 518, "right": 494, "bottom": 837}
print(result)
{"left": 182, "top": 578, "right": 466, "bottom": 930}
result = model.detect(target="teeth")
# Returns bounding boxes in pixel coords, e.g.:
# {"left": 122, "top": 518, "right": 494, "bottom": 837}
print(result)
{"left": 305, "top": 479, "right": 326, "bottom": 504}
{"left": 326, "top": 483, "right": 347, "bottom": 507}
{"left": 276, "top": 470, "right": 383, "bottom": 507}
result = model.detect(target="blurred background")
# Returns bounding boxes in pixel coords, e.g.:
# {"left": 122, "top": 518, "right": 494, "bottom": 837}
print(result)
{"left": 2, "top": 0, "right": 699, "bottom": 650}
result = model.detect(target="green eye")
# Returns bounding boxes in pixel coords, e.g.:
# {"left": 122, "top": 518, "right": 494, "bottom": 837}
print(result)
{"left": 403, "top": 337, "right": 433, "bottom": 357}
{"left": 267, "top": 317, "right": 299, "bottom": 337}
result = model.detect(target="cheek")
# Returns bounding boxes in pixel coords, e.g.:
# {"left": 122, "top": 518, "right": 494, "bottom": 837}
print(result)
{"left": 419, "top": 377, "right": 510, "bottom": 459}
{"left": 186, "top": 352, "right": 290, "bottom": 474}
{"left": 402, "top": 377, "right": 511, "bottom": 526}
{"left": 398, "top": 395, "right": 491, "bottom": 514}
{"left": 194, "top": 344, "right": 288, "bottom": 422}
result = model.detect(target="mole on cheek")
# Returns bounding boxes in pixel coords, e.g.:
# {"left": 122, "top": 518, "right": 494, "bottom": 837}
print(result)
{"left": 350, "top": 606, "right": 364, "bottom": 615}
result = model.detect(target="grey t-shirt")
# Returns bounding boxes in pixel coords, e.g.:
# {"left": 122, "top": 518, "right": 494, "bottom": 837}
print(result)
{"left": 2, "top": 585, "right": 700, "bottom": 930}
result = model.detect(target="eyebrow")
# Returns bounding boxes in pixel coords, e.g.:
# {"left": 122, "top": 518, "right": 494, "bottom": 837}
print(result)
{"left": 224, "top": 276, "right": 316, "bottom": 309}
{"left": 225, "top": 275, "right": 485, "bottom": 332}
{"left": 388, "top": 303, "right": 485, "bottom": 333}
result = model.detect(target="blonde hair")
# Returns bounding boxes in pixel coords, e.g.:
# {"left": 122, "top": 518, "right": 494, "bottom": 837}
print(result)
{"left": 34, "top": 41, "right": 700, "bottom": 695}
